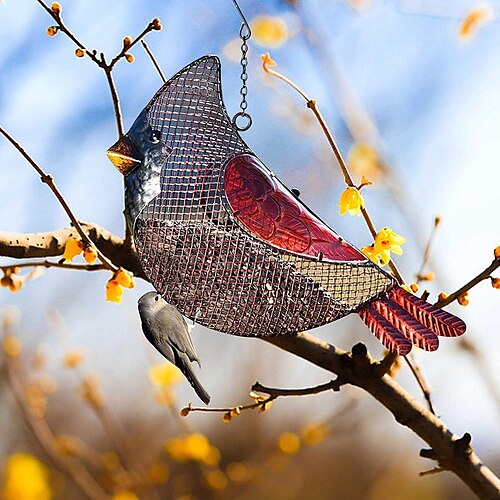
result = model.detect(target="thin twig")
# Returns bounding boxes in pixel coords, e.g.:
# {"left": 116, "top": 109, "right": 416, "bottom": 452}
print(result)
{"left": 0, "top": 126, "right": 117, "bottom": 273}
{"left": 403, "top": 354, "right": 435, "bottom": 415}
{"left": 264, "top": 66, "right": 404, "bottom": 284}
{"left": 435, "top": 256, "right": 500, "bottom": 308}
{"left": 3, "top": 354, "right": 108, "bottom": 499}
{"left": 185, "top": 378, "right": 344, "bottom": 416}
{"left": 416, "top": 216, "right": 441, "bottom": 283}
{"left": 36, "top": 0, "right": 160, "bottom": 139}
{"left": 141, "top": 40, "right": 167, "bottom": 83}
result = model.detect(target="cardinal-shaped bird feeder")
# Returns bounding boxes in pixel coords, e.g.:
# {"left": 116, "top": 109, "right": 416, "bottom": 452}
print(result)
{"left": 107, "top": 55, "right": 466, "bottom": 355}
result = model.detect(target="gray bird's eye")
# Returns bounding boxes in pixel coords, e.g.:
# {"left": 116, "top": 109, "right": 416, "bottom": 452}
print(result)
{"left": 155, "top": 295, "right": 160, "bottom": 302}
{"left": 149, "top": 130, "right": 161, "bottom": 144}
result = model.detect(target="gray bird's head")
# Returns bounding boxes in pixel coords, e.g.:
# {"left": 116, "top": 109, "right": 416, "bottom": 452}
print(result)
{"left": 138, "top": 290, "right": 166, "bottom": 315}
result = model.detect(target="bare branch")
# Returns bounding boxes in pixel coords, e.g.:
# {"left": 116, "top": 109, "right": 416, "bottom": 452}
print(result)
{"left": 0, "top": 126, "right": 117, "bottom": 273}
{"left": 264, "top": 334, "right": 500, "bottom": 499}
{"left": 435, "top": 256, "right": 500, "bottom": 308}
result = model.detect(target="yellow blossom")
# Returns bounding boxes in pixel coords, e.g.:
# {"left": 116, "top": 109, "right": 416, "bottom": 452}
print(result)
{"left": 222, "top": 412, "right": 232, "bottom": 423}
{"left": 64, "top": 350, "right": 84, "bottom": 368}
{"left": 62, "top": 237, "right": 83, "bottom": 261}
{"left": 46, "top": 26, "right": 58, "bottom": 36}
{"left": 261, "top": 52, "right": 276, "bottom": 73}
{"left": 2, "top": 453, "right": 51, "bottom": 500}
{"left": 111, "top": 493, "right": 138, "bottom": 500}
{"left": 373, "top": 227, "right": 406, "bottom": 266}
{"left": 458, "top": 292, "right": 470, "bottom": 306}
{"left": 54, "top": 435, "right": 80, "bottom": 456}
{"left": 123, "top": 36, "right": 132, "bottom": 48}
{"left": 251, "top": 15, "right": 289, "bottom": 48}
{"left": 204, "top": 470, "right": 228, "bottom": 490}
{"left": 438, "top": 292, "right": 448, "bottom": 302}
{"left": 78, "top": 374, "right": 103, "bottom": 408}
{"left": 151, "top": 18, "right": 162, "bottom": 31}
{"left": 361, "top": 245, "right": 381, "bottom": 266}
{"left": 83, "top": 247, "right": 97, "bottom": 264}
{"left": 278, "top": 432, "right": 301, "bottom": 455}
{"left": 51, "top": 2, "right": 61, "bottom": 14}
{"left": 348, "top": 143, "right": 381, "bottom": 179}
{"left": 226, "top": 462, "right": 249, "bottom": 482}
{"left": 491, "top": 278, "right": 500, "bottom": 289}
{"left": 114, "top": 268, "right": 135, "bottom": 288}
{"left": 458, "top": 6, "right": 493, "bottom": 39}
{"left": 301, "top": 422, "right": 329, "bottom": 446}
{"left": 338, "top": 186, "right": 365, "bottom": 216}
{"left": 125, "top": 53, "right": 135, "bottom": 63}
{"left": 75, "top": 48, "right": 85, "bottom": 58}
{"left": 149, "top": 363, "right": 182, "bottom": 387}
{"left": 494, "top": 246, "right": 500, "bottom": 259}
{"left": 106, "top": 279, "right": 123, "bottom": 303}
{"left": 165, "top": 433, "right": 212, "bottom": 463}
{"left": 147, "top": 462, "right": 170, "bottom": 484}
{"left": 3, "top": 334, "right": 21, "bottom": 358}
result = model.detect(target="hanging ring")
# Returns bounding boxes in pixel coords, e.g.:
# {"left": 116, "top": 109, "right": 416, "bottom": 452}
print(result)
{"left": 232, "top": 111, "right": 252, "bottom": 131}
{"left": 232, "top": 0, "right": 252, "bottom": 40}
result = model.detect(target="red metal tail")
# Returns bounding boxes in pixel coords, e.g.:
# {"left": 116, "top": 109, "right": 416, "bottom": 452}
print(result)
{"left": 358, "top": 286, "right": 466, "bottom": 354}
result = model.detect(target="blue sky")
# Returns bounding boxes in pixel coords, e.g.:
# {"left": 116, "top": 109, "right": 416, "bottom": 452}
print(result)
{"left": 1, "top": 0, "right": 499, "bottom": 464}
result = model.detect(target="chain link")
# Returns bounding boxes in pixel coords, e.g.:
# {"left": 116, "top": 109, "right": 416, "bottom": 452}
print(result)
{"left": 232, "top": 25, "right": 252, "bottom": 132}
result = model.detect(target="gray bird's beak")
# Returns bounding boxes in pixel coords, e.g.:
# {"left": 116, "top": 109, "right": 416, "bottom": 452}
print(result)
{"left": 106, "top": 134, "right": 142, "bottom": 175}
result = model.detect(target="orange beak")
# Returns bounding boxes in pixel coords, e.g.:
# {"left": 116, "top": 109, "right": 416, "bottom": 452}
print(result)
{"left": 106, "top": 135, "right": 142, "bottom": 175}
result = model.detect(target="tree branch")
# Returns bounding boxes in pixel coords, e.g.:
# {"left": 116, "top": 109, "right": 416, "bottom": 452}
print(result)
{"left": 264, "top": 334, "right": 500, "bottom": 499}
{"left": 435, "top": 256, "right": 500, "bottom": 308}
{"left": 0, "top": 224, "right": 145, "bottom": 278}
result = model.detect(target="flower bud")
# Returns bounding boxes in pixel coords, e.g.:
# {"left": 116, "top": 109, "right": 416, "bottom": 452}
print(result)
{"left": 123, "top": 36, "right": 132, "bottom": 48}
{"left": 125, "top": 53, "right": 135, "bottom": 63}
{"left": 46, "top": 26, "right": 58, "bottom": 36}
{"left": 51, "top": 2, "right": 62, "bottom": 14}
{"left": 75, "top": 48, "right": 85, "bottom": 58}
{"left": 152, "top": 18, "right": 162, "bottom": 30}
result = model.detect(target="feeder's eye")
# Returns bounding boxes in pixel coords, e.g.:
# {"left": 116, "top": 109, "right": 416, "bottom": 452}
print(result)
{"left": 150, "top": 130, "right": 161, "bottom": 144}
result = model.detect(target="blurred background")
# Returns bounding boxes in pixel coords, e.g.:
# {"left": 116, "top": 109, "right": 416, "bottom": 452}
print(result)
{"left": 1, "top": 0, "right": 499, "bottom": 498}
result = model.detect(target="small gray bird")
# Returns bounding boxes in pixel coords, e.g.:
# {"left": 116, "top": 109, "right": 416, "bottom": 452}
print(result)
{"left": 138, "top": 291, "right": 210, "bottom": 405}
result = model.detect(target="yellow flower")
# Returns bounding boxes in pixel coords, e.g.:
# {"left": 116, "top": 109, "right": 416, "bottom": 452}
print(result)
{"left": 458, "top": 6, "right": 493, "bottom": 39}
{"left": 165, "top": 433, "right": 212, "bottom": 463}
{"left": 123, "top": 36, "right": 132, "bottom": 48}
{"left": 106, "top": 279, "right": 123, "bottom": 303}
{"left": 114, "top": 268, "right": 134, "bottom": 289}
{"left": 361, "top": 245, "right": 381, "bottom": 265}
{"left": 348, "top": 143, "right": 381, "bottom": 179}
{"left": 494, "top": 246, "right": 500, "bottom": 259}
{"left": 51, "top": 2, "right": 61, "bottom": 14}
{"left": 251, "top": 15, "right": 289, "bottom": 48}
{"left": 3, "top": 334, "right": 21, "bottom": 358}
{"left": 458, "top": 292, "right": 470, "bottom": 306}
{"left": 75, "top": 48, "right": 85, "bottom": 58}
{"left": 62, "top": 237, "right": 83, "bottom": 262}
{"left": 277, "top": 432, "right": 301, "bottom": 455}
{"left": 125, "top": 53, "right": 135, "bottom": 63}
{"left": 147, "top": 462, "right": 170, "bottom": 484}
{"left": 46, "top": 26, "right": 58, "bottom": 36}
{"left": 261, "top": 52, "right": 276, "bottom": 73}
{"left": 83, "top": 247, "right": 97, "bottom": 264}
{"left": 438, "top": 292, "right": 448, "bottom": 302}
{"left": 111, "top": 493, "right": 138, "bottom": 500}
{"left": 373, "top": 227, "right": 406, "bottom": 266}
{"left": 63, "top": 350, "right": 84, "bottom": 368}
{"left": 149, "top": 363, "right": 182, "bottom": 387}
{"left": 204, "top": 470, "right": 228, "bottom": 491}
{"left": 491, "top": 278, "right": 500, "bottom": 289}
{"left": 301, "top": 422, "right": 329, "bottom": 446}
{"left": 338, "top": 186, "right": 365, "bottom": 216}
{"left": 2, "top": 453, "right": 51, "bottom": 500}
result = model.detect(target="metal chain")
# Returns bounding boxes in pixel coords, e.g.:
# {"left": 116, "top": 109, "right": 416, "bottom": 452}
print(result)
{"left": 232, "top": 23, "right": 252, "bottom": 131}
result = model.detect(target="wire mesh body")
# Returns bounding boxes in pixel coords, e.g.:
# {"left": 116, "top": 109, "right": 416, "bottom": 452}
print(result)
{"left": 128, "top": 55, "right": 395, "bottom": 337}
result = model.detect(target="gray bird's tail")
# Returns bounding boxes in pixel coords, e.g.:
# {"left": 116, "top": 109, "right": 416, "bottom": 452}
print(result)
{"left": 180, "top": 357, "right": 211, "bottom": 405}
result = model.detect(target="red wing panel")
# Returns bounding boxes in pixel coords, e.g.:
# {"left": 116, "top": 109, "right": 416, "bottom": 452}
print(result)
{"left": 224, "top": 154, "right": 366, "bottom": 262}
